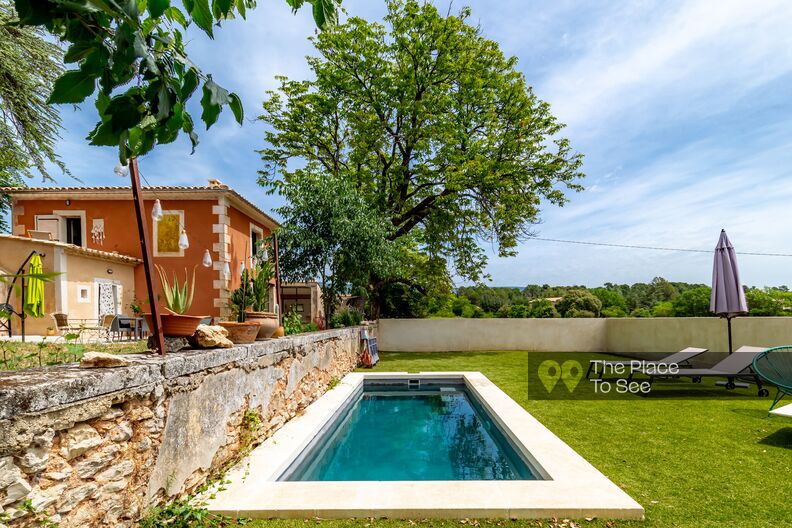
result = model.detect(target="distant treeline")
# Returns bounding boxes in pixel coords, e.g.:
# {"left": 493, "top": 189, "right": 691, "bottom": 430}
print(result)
{"left": 379, "top": 278, "right": 792, "bottom": 318}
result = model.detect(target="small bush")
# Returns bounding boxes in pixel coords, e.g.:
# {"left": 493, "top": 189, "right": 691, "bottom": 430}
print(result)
{"left": 564, "top": 308, "right": 596, "bottom": 318}
{"left": 601, "top": 306, "right": 627, "bottom": 318}
{"left": 557, "top": 290, "right": 602, "bottom": 317}
{"left": 529, "top": 299, "right": 559, "bottom": 318}
{"left": 508, "top": 304, "right": 529, "bottom": 318}
{"left": 651, "top": 301, "right": 675, "bottom": 317}
{"left": 329, "top": 307, "right": 364, "bottom": 328}
{"left": 630, "top": 307, "right": 652, "bottom": 318}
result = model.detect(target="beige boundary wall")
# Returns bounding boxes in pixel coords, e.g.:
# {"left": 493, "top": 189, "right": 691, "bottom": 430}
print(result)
{"left": 378, "top": 317, "right": 792, "bottom": 353}
{"left": 0, "top": 326, "right": 373, "bottom": 527}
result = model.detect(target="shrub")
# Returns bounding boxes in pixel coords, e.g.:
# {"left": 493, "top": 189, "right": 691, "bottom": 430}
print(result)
{"left": 377, "top": 282, "right": 428, "bottom": 318}
{"left": 745, "top": 288, "right": 783, "bottom": 316}
{"left": 529, "top": 299, "right": 559, "bottom": 318}
{"left": 565, "top": 308, "right": 596, "bottom": 318}
{"left": 630, "top": 307, "right": 652, "bottom": 318}
{"left": 671, "top": 286, "right": 712, "bottom": 317}
{"left": 592, "top": 288, "right": 627, "bottom": 312}
{"left": 508, "top": 304, "right": 529, "bottom": 318}
{"left": 601, "top": 306, "right": 627, "bottom": 318}
{"left": 329, "top": 307, "right": 364, "bottom": 328}
{"left": 556, "top": 290, "right": 602, "bottom": 317}
{"left": 651, "top": 301, "right": 675, "bottom": 317}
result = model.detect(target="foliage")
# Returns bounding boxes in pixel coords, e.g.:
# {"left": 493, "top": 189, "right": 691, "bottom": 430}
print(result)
{"left": 250, "top": 259, "right": 274, "bottom": 312}
{"left": 0, "top": 3, "right": 66, "bottom": 183}
{"left": 591, "top": 287, "right": 627, "bottom": 312}
{"left": 671, "top": 286, "right": 712, "bottom": 317}
{"left": 508, "top": 304, "right": 529, "bottom": 318}
{"left": 155, "top": 265, "right": 195, "bottom": 315}
{"left": 630, "top": 307, "right": 652, "bottom": 318}
{"left": 329, "top": 306, "right": 363, "bottom": 328}
{"left": 260, "top": 0, "right": 583, "bottom": 288}
{"left": 744, "top": 288, "right": 784, "bottom": 316}
{"left": 651, "top": 301, "right": 675, "bottom": 317}
{"left": 276, "top": 172, "right": 398, "bottom": 321}
{"left": 377, "top": 281, "right": 428, "bottom": 318}
{"left": 529, "top": 299, "right": 559, "bottom": 318}
{"left": 556, "top": 289, "right": 601, "bottom": 318}
{"left": 601, "top": 306, "right": 627, "bottom": 318}
{"left": 11, "top": 0, "right": 339, "bottom": 165}
{"left": 282, "top": 309, "right": 303, "bottom": 335}
{"left": 139, "top": 497, "right": 243, "bottom": 528}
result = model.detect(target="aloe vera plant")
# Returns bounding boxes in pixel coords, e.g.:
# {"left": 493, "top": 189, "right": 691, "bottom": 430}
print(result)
{"left": 155, "top": 265, "right": 196, "bottom": 315}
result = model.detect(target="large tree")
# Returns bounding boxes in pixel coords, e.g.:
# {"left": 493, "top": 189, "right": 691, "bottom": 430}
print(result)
{"left": 0, "top": 2, "right": 67, "bottom": 230}
{"left": 260, "top": 0, "right": 583, "bottom": 299}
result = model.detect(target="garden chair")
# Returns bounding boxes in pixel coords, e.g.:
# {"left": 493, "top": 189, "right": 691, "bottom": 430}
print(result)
{"left": 585, "top": 347, "right": 707, "bottom": 379}
{"left": 752, "top": 346, "right": 792, "bottom": 415}
{"left": 628, "top": 346, "right": 769, "bottom": 396}
{"left": 51, "top": 312, "right": 104, "bottom": 337}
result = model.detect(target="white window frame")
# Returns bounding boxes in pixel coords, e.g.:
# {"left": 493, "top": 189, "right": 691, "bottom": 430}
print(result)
{"left": 94, "top": 279, "right": 122, "bottom": 318}
{"left": 250, "top": 223, "right": 264, "bottom": 259}
{"left": 153, "top": 210, "right": 185, "bottom": 257}
{"left": 76, "top": 285, "right": 91, "bottom": 304}
{"left": 34, "top": 210, "right": 87, "bottom": 247}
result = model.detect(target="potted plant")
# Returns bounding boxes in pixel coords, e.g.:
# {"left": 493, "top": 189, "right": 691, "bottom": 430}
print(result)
{"left": 218, "top": 268, "right": 262, "bottom": 344}
{"left": 244, "top": 258, "right": 279, "bottom": 339}
{"left": 144, "top": 265, "right": 207, "bottom": 337}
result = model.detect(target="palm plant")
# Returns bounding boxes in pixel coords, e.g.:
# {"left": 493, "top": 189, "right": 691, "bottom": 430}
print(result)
{"left": 155, "top": 265, "right": 196, "bottom": 315}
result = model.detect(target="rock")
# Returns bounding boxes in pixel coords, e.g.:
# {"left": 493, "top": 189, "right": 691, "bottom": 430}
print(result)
{"left": 95, "top": 461, "right": 134, "bottom": 483}
{"left": 127, "top": 406, "right": 154, "bottom": 422}
{"left": 101, "top": 407, "right": 125, "bottom": 420}
{"left": 97, "top": 478, "right": 129, "bottom": 496}
{"left": 1, "top": 477, "right": 31, "bottom": 507}
{"left": 74, "top": 445, "right": 119, "bottom": 478}
{"left": 42, "top": 468, "right": 72, "bottom": 481}
{"left": 32, "top": 429, "right": 55, "bottom": 447}
{"left": 80, "top": 351, "right": 131, "bottom": 368}
{"left": 135, "top": 438, "right": 151, "bottom": 453}
{"left": 57, "top": 483, "right": 97, "bottom": 513}
{"left": 148, "top": 336, "right": 189, "bottom": 353}
{"left": 16, "top": 445, "right": 49, "bottom": 474}
{"left": 27, "top": 483, "right": 66, "bottom": 510}
{"left": 59, "top": 424, "right": 103, "bottom": 461}
{"left": 188, "top": 325, "right": 234, "bottom": 349}
{"left": 110, "top": 422, "right": 133, "bottom": 442}
{"left": 0, "top": 457, "right": 20, "bottom": 489}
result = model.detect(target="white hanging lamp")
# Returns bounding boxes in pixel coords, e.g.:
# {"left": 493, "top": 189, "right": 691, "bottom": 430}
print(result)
{"left": 178, "top": 229, "right": 189, "bottom": 250}
{"left": 202, "top": 249, "right": 213, "bottom": 268}
{"left": 151, "top": 199, "right": 163, "bottom": 221}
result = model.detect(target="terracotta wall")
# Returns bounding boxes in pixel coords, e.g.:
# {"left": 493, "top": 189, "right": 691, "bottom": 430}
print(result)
{"left": 226, "top": 206, "right": 270, "bottom": 294}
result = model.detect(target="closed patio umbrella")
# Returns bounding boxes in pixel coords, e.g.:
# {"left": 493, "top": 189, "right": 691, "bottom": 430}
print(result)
{"left": 24, "top": 254, "right": 45, "bottom": 318}
{"left": 710, "top": 229, "right": 748, "bottom": 353}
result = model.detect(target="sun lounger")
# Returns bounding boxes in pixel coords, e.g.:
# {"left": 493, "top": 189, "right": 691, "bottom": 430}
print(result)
{"left": 585, "top": 347, "right": 707, "bottom": 379}
{"left": 628, "top": 346, "right": 769, "bottom": 396}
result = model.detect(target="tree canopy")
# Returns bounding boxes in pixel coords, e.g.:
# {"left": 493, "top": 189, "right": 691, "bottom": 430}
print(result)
{"left": 11, "top": 0, "right": 340, "bottom": 164}
{"left": 260, "top": 0, "right": 583, "bottom": 289}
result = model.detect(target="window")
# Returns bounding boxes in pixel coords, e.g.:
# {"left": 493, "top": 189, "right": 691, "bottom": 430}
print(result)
{"left": 154, "top": 210, "right": 184, "bottom": 256}
{"left": 65, "top": 217, "right": 82, "bottom": 246}
{"left": 250, "top": 224, "right": 264, "bottom": 258}
{"left": 77, "top": 285, "right": 90, "bottom": 304}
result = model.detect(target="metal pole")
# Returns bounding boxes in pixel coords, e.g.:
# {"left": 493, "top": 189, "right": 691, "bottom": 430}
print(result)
{"left": 20, "top": 278, "right": 25, "bottom": 343}
{"left": 129, "top": 158, "right": 166, "bottom": 355}
{"left": 727, "top": 316, "right": 733, "bottom": 355}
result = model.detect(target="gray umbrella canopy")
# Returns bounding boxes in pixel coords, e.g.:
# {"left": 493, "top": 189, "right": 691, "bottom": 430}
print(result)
{"left": 710, "top": 229, "right": 748, "bottom": 352}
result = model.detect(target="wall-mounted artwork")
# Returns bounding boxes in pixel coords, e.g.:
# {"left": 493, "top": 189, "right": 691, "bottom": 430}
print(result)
{"left": 91, "top": 218, "right": 105, "bottom": 245}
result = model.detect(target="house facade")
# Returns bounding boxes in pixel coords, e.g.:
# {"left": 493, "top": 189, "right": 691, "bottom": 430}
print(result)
{"left": 4, "top": 180, "right": 278, "bottom": 328}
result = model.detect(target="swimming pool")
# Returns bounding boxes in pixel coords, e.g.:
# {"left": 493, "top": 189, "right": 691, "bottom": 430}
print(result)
{"left": 207, "top": 372, "right": 644, "bottom": 520}
{"left": 282, "top": 379, "right": 539, "bottom": 481}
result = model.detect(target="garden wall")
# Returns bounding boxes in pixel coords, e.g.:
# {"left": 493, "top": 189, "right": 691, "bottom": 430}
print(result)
{"left": 378, "top": 317, "right": 792, "bottom": 353}
{"left": 0, "top": 326, "right": 373, "bottom": 527}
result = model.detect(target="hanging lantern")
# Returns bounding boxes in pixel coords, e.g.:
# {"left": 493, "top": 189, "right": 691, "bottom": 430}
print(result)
{"left": 239, "top": 261, "right": 245, "bottom": 275}
{"left": 178, "top": 229, "right": 189, "bottom": 250}
{"left": 114, "top": 163, "right": 129, "bottom": 178}
{"left": 151, "top": 199, "right": 163, "bottom": 221}
{"left": 202, "top": 249, "right": 213, "bottom": 268}
{"left": 222, "top": 262, "right": 231, "bottom": 279}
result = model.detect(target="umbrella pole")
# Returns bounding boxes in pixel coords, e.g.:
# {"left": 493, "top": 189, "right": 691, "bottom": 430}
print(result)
{"left": 21, "top": 278, "right": 26, "bottom": 343}
{"left": 727, "top": 316, "right": 733, "bottom": 354}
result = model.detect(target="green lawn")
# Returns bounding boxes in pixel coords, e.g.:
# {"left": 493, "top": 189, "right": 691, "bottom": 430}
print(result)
{"left": 246, "top": 350, "right": 792, "bottom": 528}
{"left": 0, "top": 339, "right": 147, "bottom": 371}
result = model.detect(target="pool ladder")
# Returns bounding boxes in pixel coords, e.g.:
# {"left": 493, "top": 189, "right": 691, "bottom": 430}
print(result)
{"left": 407, "top": 379, "right": 421, "bottom": 390}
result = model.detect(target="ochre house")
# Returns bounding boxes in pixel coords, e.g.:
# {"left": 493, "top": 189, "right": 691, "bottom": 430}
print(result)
{"left": 2, "top": 180, "right": 278, "bottom": 333}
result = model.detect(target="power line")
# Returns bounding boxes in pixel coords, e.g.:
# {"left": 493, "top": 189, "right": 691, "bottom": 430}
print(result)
{"left": 530, "top": 237, "right": 792, "bottom": 258}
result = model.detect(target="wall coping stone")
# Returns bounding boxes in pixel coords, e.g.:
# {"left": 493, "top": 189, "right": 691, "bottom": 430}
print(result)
{"left": 0, "top": 327, "right": 367, "bottom": 421}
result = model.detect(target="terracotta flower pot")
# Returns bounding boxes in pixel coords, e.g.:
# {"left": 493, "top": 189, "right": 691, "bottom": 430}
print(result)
{"left": 144, "top": 313, "right": 206, "bottom": 337}
{"left": 217, "top": 321, "right": 261, "bottom": 344}
{"left": 245, "top": 311, "right": 279, "bottom": 340}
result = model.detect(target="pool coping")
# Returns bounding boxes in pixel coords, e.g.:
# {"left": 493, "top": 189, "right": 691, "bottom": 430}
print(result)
{"left": 205, "top": 372, "right": 644, "bottom": 520}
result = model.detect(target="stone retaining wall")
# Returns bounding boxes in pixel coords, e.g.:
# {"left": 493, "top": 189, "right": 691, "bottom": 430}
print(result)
{"left": 0, "top": 326, "right": 373, "bottom": 527}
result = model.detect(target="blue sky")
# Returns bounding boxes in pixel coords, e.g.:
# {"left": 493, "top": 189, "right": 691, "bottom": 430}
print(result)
{"left": 42, "top": 0, "right": 792, "bottom": 287}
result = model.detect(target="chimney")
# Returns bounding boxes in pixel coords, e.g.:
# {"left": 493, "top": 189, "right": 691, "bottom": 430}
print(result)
{"left": 207, "top": 179, "right": 226, "bottom": 188}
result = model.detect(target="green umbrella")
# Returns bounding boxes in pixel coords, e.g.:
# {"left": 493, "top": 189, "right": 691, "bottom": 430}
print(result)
{"left": 24, "top": 254, "right": 45, "bottom": 318}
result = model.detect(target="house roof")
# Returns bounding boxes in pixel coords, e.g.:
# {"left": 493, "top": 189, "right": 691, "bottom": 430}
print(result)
{"left": 4, "top": 182, "right": 280, "bottom": 230}
{"left": 0, "top": 234, "right": 142, "bottom": 265}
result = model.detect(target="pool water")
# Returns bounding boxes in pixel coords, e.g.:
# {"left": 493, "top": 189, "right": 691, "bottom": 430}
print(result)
{"left": 283, "top": 384, "right": 538, "bottom": 481}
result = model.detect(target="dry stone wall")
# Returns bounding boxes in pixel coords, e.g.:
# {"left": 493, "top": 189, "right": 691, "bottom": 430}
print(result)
{"left": 0, "top": 326, "right": 372, "bottom": 527}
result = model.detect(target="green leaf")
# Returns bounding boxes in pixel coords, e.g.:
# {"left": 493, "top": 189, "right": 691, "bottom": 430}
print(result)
{"left": 88, "top": 120, "right": 122, "bottom": 146}
{"left": 228, "top": 93, "right": 244, "bottom": 124}
{"left": 189, "top": 0, "right": 214, "bottom": 37}
{"left": 48, "top": 70, "right": 97, "bottom": 104}
{"left": 213, "top": 0, "right": 233, "bottom": 17}
{"left": 181, "top": 68, "right": 199, "bottom": 100}
{"left": 63, "top": 42, "right": 94, "bottom": 64}
{"left": 182, "top": 112, "right": 199, "bottom": 153}
{"left": 106, "top": 94, "right": 144, "bottom": 131}
{"left": 148, "top": 0, "right": 169, "bottom": 17}
{"left": 200, "top": 76, "right": 230, "bottom": 129}
{"left": 165, "top": 5, "right": 188, "bottom": 27}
